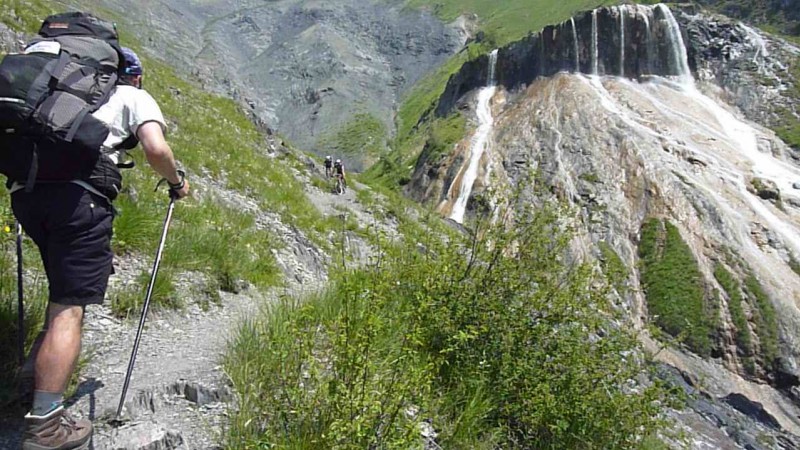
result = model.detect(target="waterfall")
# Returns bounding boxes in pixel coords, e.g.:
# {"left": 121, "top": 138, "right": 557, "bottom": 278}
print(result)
{"left": 571, "top": 17, "right": 580, "bottom": 73}
{"left": 619, "top": 5, "right": 626, "bottom": 77}
{"left": 449, "top": 49, "right": 499, "bottom": 224}
{"left": 656, "top": 4, "right": 692, "bottom": 82}
{"left": 591, "top": 9, "right": 599, "bottom": 76}
{"left": 741, "top": 24, "right": 769, "bottom": 64}
{"left": 488, "top": 48, "right": 498, "bottom": 84}
{"left": 640, "top": 6, "right": 654, "bottom": 75}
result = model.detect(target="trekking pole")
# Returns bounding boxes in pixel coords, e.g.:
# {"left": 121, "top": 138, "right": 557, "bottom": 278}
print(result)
{"left": 116, "top": 187, "right": 179, "bottom": 417}
{"left": 16, "top": 221, "right": 24, "bottom": 367}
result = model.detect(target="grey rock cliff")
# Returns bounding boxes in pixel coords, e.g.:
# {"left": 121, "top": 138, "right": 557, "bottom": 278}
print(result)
{"left": 77, "top": 0, "right": 463, "bottom": 169}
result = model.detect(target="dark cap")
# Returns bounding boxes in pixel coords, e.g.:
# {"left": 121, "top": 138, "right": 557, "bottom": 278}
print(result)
{"left": 121, "top": 47, "right": 143, "bottom": 76}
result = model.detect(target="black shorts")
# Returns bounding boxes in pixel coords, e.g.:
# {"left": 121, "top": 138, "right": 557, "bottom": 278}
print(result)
{"left": 11, "top": 184, "right": 114, "bottom": 306}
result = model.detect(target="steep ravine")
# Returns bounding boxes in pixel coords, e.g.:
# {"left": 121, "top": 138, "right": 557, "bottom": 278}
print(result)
{"left": 69, "top": 0, "right": 464, "bottom": 168}
{"left": 411, "top": 4, "right": 800, "bottom": 448}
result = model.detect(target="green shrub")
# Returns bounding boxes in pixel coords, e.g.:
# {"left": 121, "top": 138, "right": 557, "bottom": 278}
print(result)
{"left": 713, "top": 264, "right": 754, "bottom": 358}
{"left": 743, "top": 275, "right": 780, "bottom": 371}
{"left": 598, "top": 240, "right": 628, "bottom": 293}
{"left": 579, "top": 172, "right": 601, "bottom": 183}
{"left": 226, "top": 201, "right": 668, "bottom": 449}
{"left": 639, "top": 219, "right": 715, "bottom": 356}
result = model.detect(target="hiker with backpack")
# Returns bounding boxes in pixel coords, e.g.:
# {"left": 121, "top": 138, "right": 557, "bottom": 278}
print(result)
{"left": 0, "top": 12, "right": 189, "bottom": 450}
{"left": 324, "top": 155, "right": 333, "bottom": 178}
{"left": 333, "top": 158, "right": 347, "bottom": 194}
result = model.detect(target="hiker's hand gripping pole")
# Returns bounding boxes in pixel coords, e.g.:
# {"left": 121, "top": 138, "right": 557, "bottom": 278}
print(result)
{"left": 157, "top": 169, "right": 189, "bottom": 200}
{"left": 116, "top": 171, "right": 184, "bottom": 417}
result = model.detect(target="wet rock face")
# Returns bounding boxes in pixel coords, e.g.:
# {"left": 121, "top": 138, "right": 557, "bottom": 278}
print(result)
{"left": 435, "top": 4, "right": 800, "bottom": 146}
{"left": 680, "top": 10, "right": 800, "bottom": 151}
{"left": 426, "top": 70, "right": 800, "bottom": 447}
{"left": 436, "top": 4, "right": 693, "bottom": 117}
{"left": 409, "top": 2, "right": 800, "bottom": 437}
{"left": 658, "top": 365, "right": 800, "bottom": 449}
{"left": 691, "top": 0, "right": 800, "bottom": 34}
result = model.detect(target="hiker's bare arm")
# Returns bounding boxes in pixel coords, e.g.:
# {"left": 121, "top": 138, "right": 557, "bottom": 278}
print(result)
{"left": 138, "top": 121, "right": 190, "bottom": 198}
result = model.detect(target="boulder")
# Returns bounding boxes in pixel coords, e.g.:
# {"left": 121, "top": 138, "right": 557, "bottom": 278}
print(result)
{"left": 751, "top": 177, "right": 781, "bottom": 201}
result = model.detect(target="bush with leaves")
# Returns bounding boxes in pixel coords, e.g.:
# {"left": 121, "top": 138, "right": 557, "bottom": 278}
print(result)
{"left": 225, "top": 199, "right": 669, "bottom": 449}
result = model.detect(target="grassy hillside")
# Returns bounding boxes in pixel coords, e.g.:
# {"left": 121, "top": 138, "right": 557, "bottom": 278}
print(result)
{"left": 405, "top": 0, "right": 617, "bottom": 46}
{"left": 1, "top": 0, "right": 347, "bottom": 300}
{"left": 0, "top": 0, "right": 346, "bottom": 401}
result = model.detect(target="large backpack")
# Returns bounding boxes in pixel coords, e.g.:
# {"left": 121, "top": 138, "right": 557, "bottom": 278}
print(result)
{"left": 0, "top": 12, "right": 122, "bottom": 189}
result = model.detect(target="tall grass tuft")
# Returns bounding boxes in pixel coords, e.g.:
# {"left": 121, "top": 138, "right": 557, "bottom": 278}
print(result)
{"left": 0, "top": 212, "right": 48, "bottom": 406}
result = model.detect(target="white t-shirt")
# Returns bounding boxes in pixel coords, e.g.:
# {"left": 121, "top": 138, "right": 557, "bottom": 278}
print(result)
{"left": 92, "top": 84, "right": 167, "bottom": 164}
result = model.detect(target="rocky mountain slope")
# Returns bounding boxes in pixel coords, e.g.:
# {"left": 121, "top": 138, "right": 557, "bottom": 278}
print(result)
{"left": 66, "top": 0, "right": 464, "bottom": 169}
{"left": 688, "top": 0, "right": 800, "bottom": 35}
{"left": 410, "top": 4, "right": 800, "bottom": 448}
{"left": 3, "top": 0, "right": 800, "bottom": 448}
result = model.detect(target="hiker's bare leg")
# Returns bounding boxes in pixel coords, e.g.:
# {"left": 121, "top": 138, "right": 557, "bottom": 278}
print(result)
{"left": 35, "top": 304, "right": 83, "bottom": 393}
{"left": 21, "top": 304, "right": 50, "bottom": 376}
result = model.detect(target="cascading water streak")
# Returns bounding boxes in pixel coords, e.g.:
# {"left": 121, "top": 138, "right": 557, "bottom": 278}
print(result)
{"left": 619, "top": 5, "right": 626, "bottom": 77}
{"left": 741, "top": 24, "right": 769, "bottom": 63}
{"left": 487, "top": 48, "right": 497, "bottom": 85}
{"left": 566, "top": 3, "right": 799, "bottom": 257}
{"left": 591, "top": 10, "right": 599, "bottom": 75}
{"left": 449, "top": 49, "right": 498, "bottom": 224}
{"left": 640, "top": 6, "right": 653, "bottom": 75}
{"left": 656, "top": 3, "right": 692, "bottom": 82}
{"left": 571, "top": 17, "right": 580, "bottom": 72}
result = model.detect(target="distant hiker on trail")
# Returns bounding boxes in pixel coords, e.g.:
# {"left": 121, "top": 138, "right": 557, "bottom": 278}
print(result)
{"left": 0, "top": 12, "right": 189, "bottom": 449}
{"left": 333, "top": 158, "right": 347, "bottom": 194}
{"left": 324, "top": 155, "right": 333, "bottom": 178}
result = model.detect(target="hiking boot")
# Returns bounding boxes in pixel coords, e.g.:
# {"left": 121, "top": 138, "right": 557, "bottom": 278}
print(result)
{"left": 22, "top": 406, "right": 92, "bottom": 450}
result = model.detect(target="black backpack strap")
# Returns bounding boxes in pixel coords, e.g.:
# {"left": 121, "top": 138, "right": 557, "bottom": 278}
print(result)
{"left": 25, "top": 62, "right": 58, "bottom": 108}
{"left": 96, "top": 72, "right": 118, "bottom": 106}
{"left": 64, "top": 107, "right": 91, "bottom": 142}
{"left": 48, "top": 52, "right": 71, "bottom": 85}
{"left": 114, "top": 134, "right": 139, "bottom": 151}
{"left": 24, "top": 141, "right": 39, "bottom": 193}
